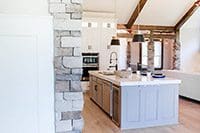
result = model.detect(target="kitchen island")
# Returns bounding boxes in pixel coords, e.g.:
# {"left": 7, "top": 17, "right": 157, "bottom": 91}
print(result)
{"left": 89, "top": 71, "right": 181, "bottom": 130}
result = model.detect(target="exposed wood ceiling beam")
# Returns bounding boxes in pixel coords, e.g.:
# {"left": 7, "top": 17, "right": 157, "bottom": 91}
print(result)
{"left": 117, "top": 33, "right": 176, "bottom": 39}
{"left": 117, "top": 24, "right": 175, "bottom": 31}
{"left": 126, "top": 0, "right": 148, "bottom": 29}
{"left": 131, "top": 25, "right": 175, "bottom": 31}
{"left": 175, "top": 0, "right": 200, "bottom": 30}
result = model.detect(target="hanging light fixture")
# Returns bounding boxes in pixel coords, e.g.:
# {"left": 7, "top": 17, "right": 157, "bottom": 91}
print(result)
{"left": 132, "top": 30, "right": 145, "bottom": 42}
{"left": 111, "top": 36, "right": 120, "bottom": 46}
{"left": 195, "top": 0, "right": 200, "bottom": 6}
{"left": 110, "top": 0, "right": 120, "bottom": 46}
{"left": 132, "top": 1, "right": 144, "bottom": 43}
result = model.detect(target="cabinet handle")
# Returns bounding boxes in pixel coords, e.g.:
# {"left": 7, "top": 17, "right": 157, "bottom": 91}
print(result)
{"left": 95, "top": 85, "right": 97, "bottom": 91}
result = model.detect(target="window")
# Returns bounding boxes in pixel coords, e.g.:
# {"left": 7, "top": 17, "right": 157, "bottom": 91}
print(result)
{"left": 140, "top": 41, "right": 163, "bottom": 69}
{"left": 154, "top": 42, "right": 163, "bottom": 68}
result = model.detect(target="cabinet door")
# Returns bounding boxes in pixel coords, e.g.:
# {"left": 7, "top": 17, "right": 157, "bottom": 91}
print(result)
{"left": 112, "top": 85, "right": 120, "bottom": 126}
{"left": 91, "top": 82, "right": 98, "bottom": 102}
{"left": 81, "top": 28, "right": 89, "bottom": 52}
{"left": 81, "top": 22, "right": 100, "bottom": 53}
{"left": 141, "top": 86, "right": 158, "bottom": 121}
{"left": 102, "top": 81, "right": 111, "bottom": 115}
{"left": 96, "top": 83, "right": 103, "bottom": 107}
{"left": 89, "top": 76, "right": 93, "bottom": 98}
{"left": 99, "top": 23, "right": 116, "bottom": 70}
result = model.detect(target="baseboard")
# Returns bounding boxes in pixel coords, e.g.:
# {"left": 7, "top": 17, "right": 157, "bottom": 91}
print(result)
{"left": 179, "top": 95, "right": 200, "bottom": 104}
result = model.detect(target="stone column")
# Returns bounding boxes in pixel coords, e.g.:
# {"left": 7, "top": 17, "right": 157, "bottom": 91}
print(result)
{"left": 49, "top": 0, "right": 84, "bottom": 133}
{"left": 127, "top": 41, "right": 131, "bottom": 67}
{"left": 173, "top": 30, "right": 181, "bottom": 70}
{"left": 172, "top": 41, "right": 181, "bottom": 70}
{"left": 147, "top": 39, "right": 155, "bottom": 72}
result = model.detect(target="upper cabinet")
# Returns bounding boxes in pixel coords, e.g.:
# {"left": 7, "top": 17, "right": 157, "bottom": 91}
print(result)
{"left": 82, "top": 12, "right": 118, "bottom": 70}
{"left": 82, "top": 21, "right": 100, "bottom": 52}
{"left": 81, "top": 12, "right": 116, "bottom": 53}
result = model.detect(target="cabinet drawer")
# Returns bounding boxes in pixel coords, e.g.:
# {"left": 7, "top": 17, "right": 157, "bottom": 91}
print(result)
{"left": 103, "top": 80, "right": 111, "bottom": 86}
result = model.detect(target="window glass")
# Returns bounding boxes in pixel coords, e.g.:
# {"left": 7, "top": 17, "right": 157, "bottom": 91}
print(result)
{"left": 141, "top": 42, "right": 148, "bottom": 67}
{"left": 154, "top": 41, "right": 162, "bottom": 68}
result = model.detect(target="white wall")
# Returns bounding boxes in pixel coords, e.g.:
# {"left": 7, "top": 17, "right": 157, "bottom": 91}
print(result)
{"left": 180, "top": 28, "right": 200, "bottom": 72}
{"left": 0, "top": 0, "right": 49, "bottom": 15}
{"left": 0, "top": 1, "right": 54, "bottom": 133}
{"left": 180, "top": 9, "right": 200, "bottom": 72}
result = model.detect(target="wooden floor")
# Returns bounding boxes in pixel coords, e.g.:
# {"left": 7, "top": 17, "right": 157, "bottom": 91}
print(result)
{"left": 82, "top": 92, "right": 200, "bottom": 133}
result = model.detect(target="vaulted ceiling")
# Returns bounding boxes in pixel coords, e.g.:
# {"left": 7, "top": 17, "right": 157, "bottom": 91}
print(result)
{"left": 183, "top": 8, "right": 200, "bottom": 28}
{"left": 83, "top": 0, "right": 198, "bottom": 26}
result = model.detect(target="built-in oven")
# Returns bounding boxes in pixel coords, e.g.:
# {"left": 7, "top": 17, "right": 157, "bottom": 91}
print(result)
{"left": 82, "top": 53, "right": 99, "bottom": 81}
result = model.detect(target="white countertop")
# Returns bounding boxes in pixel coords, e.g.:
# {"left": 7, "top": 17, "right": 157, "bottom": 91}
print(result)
{"left": 89, "top": 71, "right": 181, "bottom": 86}
{"left": 163, "top": 69, "right": 200, "bottom": 76}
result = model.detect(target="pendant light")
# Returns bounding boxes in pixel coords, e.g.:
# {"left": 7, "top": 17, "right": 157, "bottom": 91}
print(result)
{"left": 132, "top": 30, "right": 145, "bottom": 42}
{"left": 195, "top": 0, "right": 200, "bottom": 6}
{"left": 132, "top": 1, "right": 144, "bottom": 43}
{"left": 111, "top": 36, "right": 120, "bottom": 46}
{"left": 110, "top": 0, "right": 120, "bottom": 46}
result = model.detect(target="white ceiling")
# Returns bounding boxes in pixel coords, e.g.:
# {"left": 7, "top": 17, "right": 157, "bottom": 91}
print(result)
{"left": 135, "top": 0, "right": 196, "bottom": 26}
{"left": 83, "top": 0, "right": 197, "bottom": 26}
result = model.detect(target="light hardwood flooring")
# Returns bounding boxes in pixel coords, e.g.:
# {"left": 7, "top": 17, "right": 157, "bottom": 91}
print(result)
{"left": 82, "top": 92, "right": 200, "bottom": 133}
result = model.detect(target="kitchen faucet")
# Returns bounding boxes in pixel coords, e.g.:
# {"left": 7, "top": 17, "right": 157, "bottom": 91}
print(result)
{"left": 109, "top": 52, "right": 118, "bottom": 70}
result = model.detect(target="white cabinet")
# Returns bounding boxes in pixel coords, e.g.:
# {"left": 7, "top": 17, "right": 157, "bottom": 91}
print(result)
{"left": 82, "top": 21, "right": 100, "bottom": 52}
{"left": 82, "top": 12, "right": 118, "bottom": 70}
{"left": 0, "top": 15, "right": 54, "bottom": 133}
{"left": 164, "top": 70, "right": 200, "bottom": 101}
{"left": 121, "top": 84, "right": 179, "bottom": 129}
{"left": 100, "top": 22, "right": 116, "bottom": 70}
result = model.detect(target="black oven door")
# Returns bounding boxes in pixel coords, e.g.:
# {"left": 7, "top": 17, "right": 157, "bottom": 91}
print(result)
{"left": 82, "top": 67, "right": 99, "bottom": 81}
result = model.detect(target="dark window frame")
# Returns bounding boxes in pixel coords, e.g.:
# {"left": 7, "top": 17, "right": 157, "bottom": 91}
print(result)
{"left": 139, "top": 40, "right": 164, "bottom": 70}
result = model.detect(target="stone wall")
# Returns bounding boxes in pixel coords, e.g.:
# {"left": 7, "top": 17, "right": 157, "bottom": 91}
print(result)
{"left": 49, "top": 0, "right": 84, "bottom": 133}
{"left": 172, "top": 41, "right": 181, "bottom": 70}
{"left": 127, "top": 42, "right": 131, "bottom": 67}
{"left": 147, "top": 40, "right": 155, "bottom": 72}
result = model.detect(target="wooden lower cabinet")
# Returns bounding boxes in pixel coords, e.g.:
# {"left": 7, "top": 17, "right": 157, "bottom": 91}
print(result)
{"left": 96, "top": 83, "right": 103, "bottom": 107}
{"left": 102, "top": 81, "right": 111, "bottom": 115}
{"left": 89, "top": 76, "right": 93, "bottom": 98}
{"left": 89, "top": 75, "right": 121, "bottom": 126}
{"left": 92, "top": 82, "right": 97, "bottom": 102}
{"left": 89, "top": 76, "right": 103, "bottom": 107}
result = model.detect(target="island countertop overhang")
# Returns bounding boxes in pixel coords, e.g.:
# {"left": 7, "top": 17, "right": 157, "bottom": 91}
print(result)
{"left": 89, "top": 71, "right": 181, "bottom": 86}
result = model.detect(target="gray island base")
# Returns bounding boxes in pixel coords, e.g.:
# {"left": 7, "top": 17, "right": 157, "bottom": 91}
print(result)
{"left": 89, "top": 71, "right": 181, "bottom": 130}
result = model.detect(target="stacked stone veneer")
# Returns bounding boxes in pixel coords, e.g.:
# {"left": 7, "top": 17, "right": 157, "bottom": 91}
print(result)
{"left": 147, "top": 40, "right": 155, "bottom": 72}
{"left": 173, "top": 41, "right": 181, "bottom": 70}
{"left": 49, "top": 0, "right": 84, "bottom": 133}
{"left": 126, "top": 42, "right": 131, "bottom": 67}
